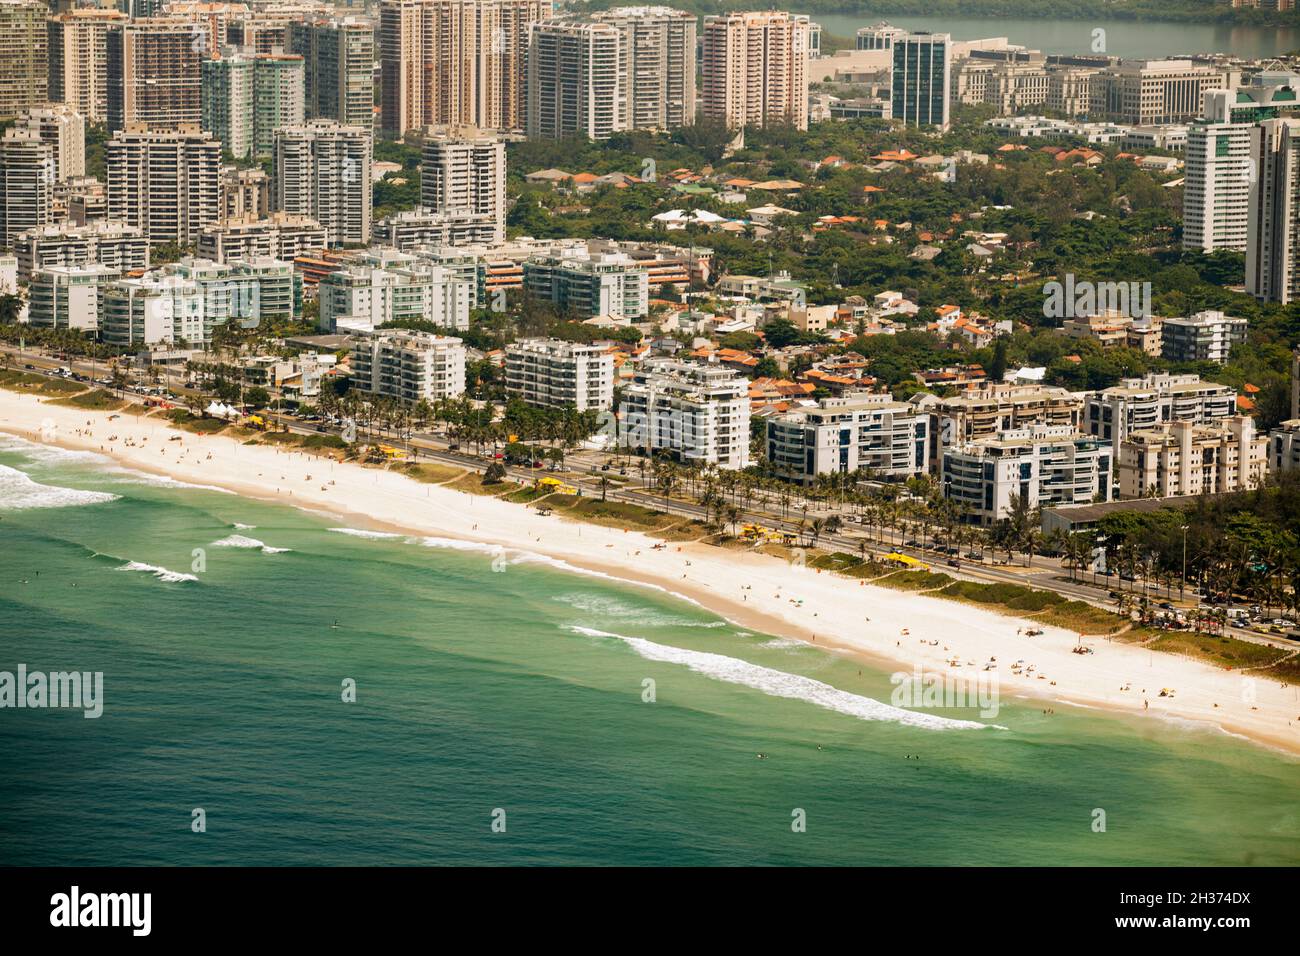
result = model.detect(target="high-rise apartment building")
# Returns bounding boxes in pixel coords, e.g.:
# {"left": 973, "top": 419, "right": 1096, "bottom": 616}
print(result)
{"left": 892, "top": 32, "right": 951, "bottom": 130}
{"left": 272, "top": 120, "right": 372, "bottom": 246}
{"left": 590, "top": 6, "right": 696, "bottom": 131}
{"left": 1247, "top": 117, "right": 1300, "bottom": 303}
{"left": 107, "top": 18, "right": 205, "bottom": 132}
{"left": 1183, "top": 81, "right": 1300, "bottom": 253}
{"left": 700, "top": 11, "right": 808, "bottom": 131}
{"left": 526, "top": 20, "right": 626, "bottom": 141}
{"left": 47, "top": 8, "right": 129, "bottom": 123}
{"left": 420, "top": 128, "right": 506, "bottom": 245}
{"left": 287, "top": 17, "right": 376, "bottom": 129}
{"left": 0, "top": 128, "right": 55, "bottom": 246}
{"left": 106, "top": 125, "right": 223, "bottom": 244}
{"left": 380, "top": 0, "right": 551, "bottom": 136}
{"left": 767, "top": 392, "right": 930, "bottom": 483}
{"left": 202, "top": 54, "right": 306, "bottom": 159}
{"left": 0, "top": 0, "right": 48, "bottom": 121}
{"left": 16, "top": 105, "right": 86, "bottom": 182}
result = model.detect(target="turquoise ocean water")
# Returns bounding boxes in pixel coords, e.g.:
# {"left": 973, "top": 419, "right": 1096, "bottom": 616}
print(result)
{"left": 1, "top": 434, "right": 1297, "bottom": 866}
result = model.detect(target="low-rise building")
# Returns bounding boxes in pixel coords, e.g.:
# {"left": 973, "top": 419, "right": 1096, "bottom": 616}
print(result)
{"left": 350, "top": 330, "right": 466, "bottom": 404}
{"left": 766, "top": 392, "right": 929, "bottom": 483}
{"left": 1084, "top": 373, "right": 1237, "bottom": 443}
{"left": 942, "top": 424, "right": 1112, "bottom": 525}
{"left": 197, "top": 213, "right": 328, "bottom": 262}
{"left": 26, "top": 263, "right": 120, "bottom": 332}
{"left": 504, "top": 338, "right": 614, "bottom": 412}
{"left": 618, "top": 359, "right": 751, "bottom": 469}
{"left": 318, "top": 257, "right": 473, "bottom": 334}
{"left": 1160, "top": 310, "right": 1247, "bottom": 364}
{"left": 916, "top": 382, "right": 1084, "bottom": 472}
{"left": 1269, "top": 419, "right": 1300, "bottom": 473}
{"left": 523, "top": 252, "right": 650, "bottom": 319}
{"left": 13, "top": 220, "right": 148, "bottom": 280}
{"left": 1118, "top": 417, "right": 1267, "bottom": 499}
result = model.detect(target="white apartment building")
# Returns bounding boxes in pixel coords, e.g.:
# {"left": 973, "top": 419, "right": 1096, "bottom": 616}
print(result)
{"left": 419, "top": 129, "right": 505, "bottom": 245}
{"left": 591, "top": 6, "right": 696, "bottom": 131}
{"left": 1118, "top": 417, "right": 1267, "bottom": 499}
{"left": 618, "top": 359, "right": 751, "bottom": 469}
{"left": 942, "top": 424, "right": 1113, "bottom": 525}
{"left": 1182, "top": 82, "right": 1300, "bottom": 253}
{"left": 13, "top": 220, "right": 149, "bottom": 281}
{"left": 1269, "top": 419, "right": 1300, "bottom": 473}
{"left": 273, "top": 120, "right": 372, "bottom": 246}
{"left": 17, "top": 104, "right": 86, "bottom": 182}
{"left": 197, "top": 213, "right": 328, "bottom": 262}
{"left": 26, "top": 263, "right": 121, "bottom": 333}
{"left": 766, "top": 392, "right": 930, "bottom": 484}
{"left": 523, "top": 251, "right": 649, "bottom": 319}
{"left": 350, "top": 329, "right": 466, "bottom": 403}
{"left": 1247, "top": 117, "right": 1300, "bottom": 303}
{"left": 318, "top": 260, "right": 473, "bottom": 333}
{"left": 106, "top": 125, "right": 222, "bottom": 244}
{"left": 1085, "top": 373, "right": 1238, "bottom": 443}
{"left": 526, "top": 20, "right": 627, "bottom": 141}
{"left": 0, "top": 127, "right": 54, "bottom": 246}
{"left": 700, "top": 11, "right": 809, "bottom": 131}
{"left": 1159, "top": 310, "right": 1247, "bottom": 364}
{"left": 505, "top": 338, "right": 614, "bottom": 411}
{"left": 100, "top": 273, "right": 206, "bottom": 347}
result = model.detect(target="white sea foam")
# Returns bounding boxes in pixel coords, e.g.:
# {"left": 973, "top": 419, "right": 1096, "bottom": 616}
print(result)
{"left": 0, "top": 464, "right": 119, "bottom": 511}
{"left": 567, "top": 625, "right": 999, "bottom": 731}
{"left": 111, "top": 471, "right": 236, "bottom": 494}
{"left": 759, "top": 637, "right": 805, "bottom": 650}
{"left": 551, "top": 592, "right": 725, "bottom": 628}
{"left": 116, "top": 561, "right": 198, "bottom": 583}
{"left": 327, "top": 527, "right": 404, "bottom": 540}
{"left": 233, "top": 523, "right": 256, "bottom": 530}
{"left": 0, "top": 434, "right": 109, "bottom": 466}
{"left": 211, "top": 534, "right": 291, "bottom": 554}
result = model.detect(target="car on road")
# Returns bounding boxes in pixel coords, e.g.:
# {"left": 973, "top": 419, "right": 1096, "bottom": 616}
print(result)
{"left": 947, "top": 559, "right": 961, "bottom": 569}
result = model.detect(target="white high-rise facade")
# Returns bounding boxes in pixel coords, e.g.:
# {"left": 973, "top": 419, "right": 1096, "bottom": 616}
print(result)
{"left": 1246, "top": 117, "right": 1300, "bottom": 303}
{"left": 591, "top": 7, "right": 696, "bottom": 131}
{"left": 420, "top": 129, "right": 506, "bottom": 245}
{"left": 1183, "top": 81, "right": 1300, "bottom": 253}
{"left": 106, "top": 125, "right": 222, "bottom": 245}
{"left": 273, "top": 120, "right": 373, "bottom": 247}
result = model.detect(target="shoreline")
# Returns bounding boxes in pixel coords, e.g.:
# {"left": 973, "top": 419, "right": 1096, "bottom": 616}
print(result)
{"left": 3, "top": 388, "right": 1299, "bottom": 757}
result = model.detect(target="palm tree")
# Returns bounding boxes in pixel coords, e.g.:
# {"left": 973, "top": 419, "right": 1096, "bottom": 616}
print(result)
{"left": 725, "top": 504, "right": 741, "bottom": 537}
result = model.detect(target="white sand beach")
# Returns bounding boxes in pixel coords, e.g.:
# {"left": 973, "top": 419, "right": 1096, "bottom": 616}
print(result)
{"left": 4, "top": 387, "right": 1299, "bottom": 755}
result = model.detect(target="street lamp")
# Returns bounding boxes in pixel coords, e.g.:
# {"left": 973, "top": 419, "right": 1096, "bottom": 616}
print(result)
{"left": 1180, "top": 524, "right": 1189, "bottom": 602}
